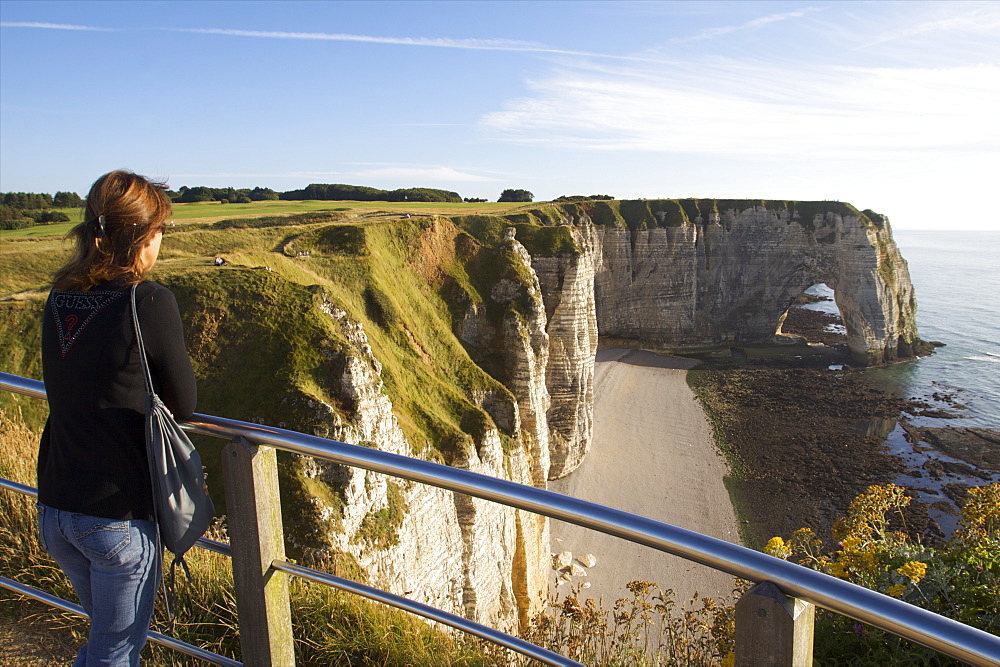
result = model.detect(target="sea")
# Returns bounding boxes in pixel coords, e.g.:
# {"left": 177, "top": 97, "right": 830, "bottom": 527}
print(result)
{"left": 803, "top": 230, "right": 999, "bottom": 533}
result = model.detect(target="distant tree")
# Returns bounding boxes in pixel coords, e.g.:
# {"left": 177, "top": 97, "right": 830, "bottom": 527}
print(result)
{"left": 388, "top": 188, "right": 462, "bottom": 203}
{"left": 553, "top": 194, "right": 614, "bottom": 202}
{"left": 498, "top": 188, "right": 533, "bottom": 203}
{"left": 39, "top": 211, "right": 70, "bottom": 223}
{"left": 249, "top": 187, "right": 279, "bottom": 201}
{"left": 278, "top": 183, "right": 461, "bottom": 203}
{"left": 53, "top": 191, "right": 84, "bottom": 208}
{"left": 2, "top": 192, "right": 53, "bottom": 209}
{"left": 177, "top": 186, "right": 214, "bottom": 203}
{"left": 463, "top": 197, "right": 488, "bottom": 203}
{"left": 235, "top": 195, "right": 252, "bottom": 204}
{"left": 19, "top": 209, "right": 69, "bottom": 224}
{"left": 0, "top": 205, "right": 33, "bottom": 230}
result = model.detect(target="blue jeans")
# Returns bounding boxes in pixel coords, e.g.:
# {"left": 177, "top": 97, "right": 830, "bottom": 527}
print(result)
{"left": 37, "top": 503, "right": 160, "bottom": 667}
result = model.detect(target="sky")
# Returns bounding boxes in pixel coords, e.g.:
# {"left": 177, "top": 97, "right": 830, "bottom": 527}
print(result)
{"left": 1, "top": 0, "right": 998, "bottom": 230}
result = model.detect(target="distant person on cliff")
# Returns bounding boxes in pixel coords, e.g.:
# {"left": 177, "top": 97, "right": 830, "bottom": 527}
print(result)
{"left": 37, "top": 170, "right": 197, "bottom": 666}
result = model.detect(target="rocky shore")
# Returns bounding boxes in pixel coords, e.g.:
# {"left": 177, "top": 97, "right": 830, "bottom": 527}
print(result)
{"left": 690, "top": 365, "right": 908, "bottom": 546}
{"left": 689, "top": 301, "right": 999, "bottom": 549}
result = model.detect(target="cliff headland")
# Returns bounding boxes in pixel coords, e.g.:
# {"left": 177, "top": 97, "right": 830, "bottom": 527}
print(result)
{"left": 0, "top": 197, "right": 934, "bottom": 632}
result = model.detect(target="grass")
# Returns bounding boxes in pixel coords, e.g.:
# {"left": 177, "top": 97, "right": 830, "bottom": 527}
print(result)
{"left": 0, "top": 200, "right": 534, "bottom": 239}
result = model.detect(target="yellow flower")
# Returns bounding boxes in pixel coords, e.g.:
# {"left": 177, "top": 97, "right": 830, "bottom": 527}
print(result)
{"left": 764, "top": 537, "right": 792, "bottom": 559}
{"left": 827, "top": 562, "right": 849, "bottom": 578}
{"left": 886, "top": 584, "right": 907, "bottom": 597}
{"left": 896, "top": 561, "right": 927, "bottom": 584}
{"left": 841, "top": 535, "right": 864, "bottom": 551}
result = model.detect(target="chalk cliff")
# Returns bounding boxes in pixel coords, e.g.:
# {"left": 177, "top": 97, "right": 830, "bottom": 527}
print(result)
{"left": 460, "top": 199, "right": 921, "bottom": 479}
{"left": 300, "top": 300, "right": 546, "bottom": 633}
{"left": 296, "top": 223, "right": 556, "bottom": 633}
{"left": 529, "top": 223, "right": 599, "bottom": 479}
{"left": 573, "top": 200, "right": 919, "bottom": 366}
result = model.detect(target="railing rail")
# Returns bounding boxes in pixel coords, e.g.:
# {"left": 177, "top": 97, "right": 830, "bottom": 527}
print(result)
{"left": 3, "top": 371, "right": 999, "bottom": 666}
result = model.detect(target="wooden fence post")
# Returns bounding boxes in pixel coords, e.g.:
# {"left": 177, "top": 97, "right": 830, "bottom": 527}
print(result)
{"left": 735, "top": 581, "right": 814, "bottom": 666}
{"left": 222, "top": 436, "right": 295, "bottom": 666}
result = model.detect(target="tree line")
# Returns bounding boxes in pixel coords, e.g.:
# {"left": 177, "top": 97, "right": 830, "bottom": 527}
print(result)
{"left": 167, "top": 183, "right": 469, "bottom": 204}
{"left": 2, "top": 182, "right": 616, "bottom": 232}
{"left": 0, "top": 191, "right": 83, "bottom": 230}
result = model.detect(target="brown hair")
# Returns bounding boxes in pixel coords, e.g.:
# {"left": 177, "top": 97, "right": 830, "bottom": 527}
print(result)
{"left": 52, "top": 170, "right": 172, "bottom": 291}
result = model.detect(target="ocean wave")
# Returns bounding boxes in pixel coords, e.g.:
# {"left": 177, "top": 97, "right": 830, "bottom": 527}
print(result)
{"left": 965, "top": 355, "right": 1000, "bottom": 363}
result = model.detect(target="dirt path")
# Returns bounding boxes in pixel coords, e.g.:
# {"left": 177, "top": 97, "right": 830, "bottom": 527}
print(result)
{"left": 0, "top": 601, "right": 80, "bottom": 666}
{"left": 548, "top": 349, "right": 741, "bottom": 608}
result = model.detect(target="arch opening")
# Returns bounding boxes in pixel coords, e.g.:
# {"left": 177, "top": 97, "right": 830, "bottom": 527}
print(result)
{"left": 775, "top": 283, "right": 849, "bottom": 351}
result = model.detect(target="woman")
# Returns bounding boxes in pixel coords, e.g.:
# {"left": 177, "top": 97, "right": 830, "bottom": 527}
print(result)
{"left": 37, "top": 170, "right": 196, "bottom": 666}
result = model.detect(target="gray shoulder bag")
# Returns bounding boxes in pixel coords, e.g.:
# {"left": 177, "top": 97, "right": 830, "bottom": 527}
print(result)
{"left": 131, "top": 285, "right": 215, "bottom": 611}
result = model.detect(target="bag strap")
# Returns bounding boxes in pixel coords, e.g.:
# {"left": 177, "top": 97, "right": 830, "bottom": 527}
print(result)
{"left": 131, "top": 283, "right": 182, "bottom": 631}
{"left": 130, "top": 284, "right": 155, "bottom": 399}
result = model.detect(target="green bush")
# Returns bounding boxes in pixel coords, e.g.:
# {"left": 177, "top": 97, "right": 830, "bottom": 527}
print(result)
{"left": 765, "top": 483, "right": 1000, "bottom": 663}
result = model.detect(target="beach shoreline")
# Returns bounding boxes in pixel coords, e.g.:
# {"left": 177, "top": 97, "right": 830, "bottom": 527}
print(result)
{"left": 548, "top": 348, "right": 741, "bottom": 608}
{"left": 547, "top": 337, "right": 1000, "bottom": 613}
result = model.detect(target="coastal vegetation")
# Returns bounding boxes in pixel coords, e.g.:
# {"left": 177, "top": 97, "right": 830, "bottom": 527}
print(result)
{"left": 765, "top": 482, "right": 999, "bottom": 663}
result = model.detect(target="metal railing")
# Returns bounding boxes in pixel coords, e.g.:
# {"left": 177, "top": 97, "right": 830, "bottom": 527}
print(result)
{"left": 3, "top": 371, "right": 999, "bottom": 666}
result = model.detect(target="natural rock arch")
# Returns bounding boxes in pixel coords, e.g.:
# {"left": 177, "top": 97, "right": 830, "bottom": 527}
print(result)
{"left": 775, "top": 283, "right": 846, "bottom": 342}
{"left": 578, "top": 200, "right": 920, "bottom": 365}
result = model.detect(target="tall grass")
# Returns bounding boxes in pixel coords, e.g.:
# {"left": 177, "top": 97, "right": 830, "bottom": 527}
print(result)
{"left": 522, "top": 580, "right": 737, "bottom": 666}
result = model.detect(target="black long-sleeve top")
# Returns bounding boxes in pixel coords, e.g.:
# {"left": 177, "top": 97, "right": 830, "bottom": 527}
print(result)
{"left": 38, "top": 279, "right": 196, "bottom": 521}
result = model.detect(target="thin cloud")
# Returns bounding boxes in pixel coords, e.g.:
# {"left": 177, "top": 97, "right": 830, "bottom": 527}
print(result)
{"left": 481, "top": 62, "right": 1000, "bottom": 159}
{"left": 169, "top": 167, "right": 493, "bottom": 184}
{"left": 171, "top": 171, "right": 356, "bottom": 181}
{"left": 175, "top": 28, "right": 543, "bottom": 51}
{"left": 354, "top": 166, "right": 493, "bottom": 183}
{"left": 860, "top": 4, "right": 1000, "bottom": 50}
{"left": 172, "top": 27, "right": 678, "bottom": 64}
{"left": 0, "top": 21, "right": 111, "bottom": 31}
{"left": 670, "top": 7, "right": 823, "bottom": 44}
{"left": 3, "top": 20, "right": 677, "bottom": 64}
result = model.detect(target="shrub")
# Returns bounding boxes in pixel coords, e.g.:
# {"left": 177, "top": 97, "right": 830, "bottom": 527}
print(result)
{"left": 765, "top": 483, "right": 1000, "bottom": 663}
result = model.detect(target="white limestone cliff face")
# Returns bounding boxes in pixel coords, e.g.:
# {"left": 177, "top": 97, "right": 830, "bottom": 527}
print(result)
{"left": 586, "top": 203, "right": 919, "bottom": 365}
{"left": 528, "top": 223, "right": 599, "bottom": 480}
{"left": 288, "top": 201, "right": 919, "bottom": 629}
{"left": 305, "top": 300, "right": 547, "bottom": 632}
{"left": 301, "top": 303, "right": 466, "bottom": 618}
{"left": 482, "top": 200, "right": 919, "bottom": 479}
{"left": 453, "top": 230, "right": 553, "bottom": 623}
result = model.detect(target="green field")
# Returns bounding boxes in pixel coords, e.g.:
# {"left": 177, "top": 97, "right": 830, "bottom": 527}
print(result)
{"left": 0, "top": 200, "right": 533, "bottom": 239}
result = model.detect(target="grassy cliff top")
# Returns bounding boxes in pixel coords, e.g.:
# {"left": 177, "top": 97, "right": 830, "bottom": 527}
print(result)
{"left": 0, "top": 208, "right": 527, "bottom": 463}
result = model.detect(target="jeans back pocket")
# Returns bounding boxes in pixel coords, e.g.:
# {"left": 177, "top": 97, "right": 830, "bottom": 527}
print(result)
{"left": 71, "top": 514, "right": 132, "bottom": 561}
